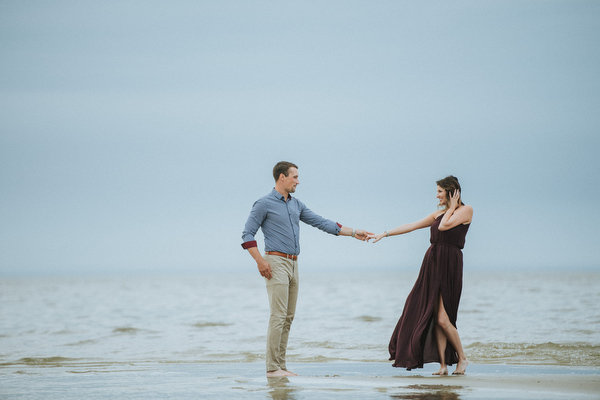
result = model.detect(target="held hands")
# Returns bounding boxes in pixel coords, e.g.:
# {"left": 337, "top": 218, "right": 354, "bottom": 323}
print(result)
{"left": 353, "top": 229, "right": 373, "bottom": 241}
{"left": 366, "top": 232, "right": 387, "bottom": 243}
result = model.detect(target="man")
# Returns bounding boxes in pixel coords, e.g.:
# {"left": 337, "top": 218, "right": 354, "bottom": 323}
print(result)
{"left": 241, "top": 161, "right": 371, "bottom": 377}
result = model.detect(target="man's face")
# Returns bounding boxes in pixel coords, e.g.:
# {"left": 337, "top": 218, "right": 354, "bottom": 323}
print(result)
{"left": 280, "top": 167, "right": 299, "bottom": 194}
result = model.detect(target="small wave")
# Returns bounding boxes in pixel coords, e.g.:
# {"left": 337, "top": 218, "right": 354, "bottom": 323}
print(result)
{"left": 460, "top": 309, "right": 484, "bottom": 314}
{"left": 299, "top": 341, "right": 383, "bottom": 353}
{"left": 65, "top": 339, "right": 99, "bottom": 347}
{"left": 354, "top": 315, "right": 382, "bottom": 322}
{"left": 66, "top": 370, "right": 103, "bottom": 374}
{"left": 52, "top": 329, "right": 76, "bottom": 335}
{"left": 466, "top": 342, "right": 600, "bottom": 366}
{"left": 1, "top": 357, "right": 80, "bottom": 367}
{"left": 301, "top": 341, "right": 344, "bottom": 349}
{"left": 112, "top": 327, "right": 142, "bottom": 334}
{"left": 191, "top": 322, "right": 231, "bottom": 328}
{"left": 291, "top": 355, "right": 339, "bottom": 363}
{"left": 241, "top": 352, "right": 262, "bottom": 362}
{"left": 198, "top": 352, "right": 262, "bottom": 363}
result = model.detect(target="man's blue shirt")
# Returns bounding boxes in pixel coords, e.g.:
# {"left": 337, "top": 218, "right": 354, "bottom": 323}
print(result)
{"left": 241, "top": 189, "right": 341, "bottom": 255}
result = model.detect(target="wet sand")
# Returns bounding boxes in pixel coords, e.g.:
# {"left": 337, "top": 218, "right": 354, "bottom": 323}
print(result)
{"left": 267, "top": 363, "right": 600, "bottom": 399}
{"left": 2, "top": 362, "right": 599, "bottom": 399}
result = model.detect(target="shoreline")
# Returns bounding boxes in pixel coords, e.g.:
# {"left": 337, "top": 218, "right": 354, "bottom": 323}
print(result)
{"left": 2, "top": 361, "right": 599, "bottom": 399}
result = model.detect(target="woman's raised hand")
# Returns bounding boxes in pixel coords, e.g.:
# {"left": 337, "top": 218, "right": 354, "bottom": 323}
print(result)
{"left": 449, "top": 190, "right": 461, "bottom": 209}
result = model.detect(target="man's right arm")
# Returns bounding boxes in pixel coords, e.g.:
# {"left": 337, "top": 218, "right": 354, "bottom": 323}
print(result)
{"left": 247, "top": 247, "right": 272, "bottom": 280}
{"left": 241, "top": 198, "right": 272, "bottom": 279}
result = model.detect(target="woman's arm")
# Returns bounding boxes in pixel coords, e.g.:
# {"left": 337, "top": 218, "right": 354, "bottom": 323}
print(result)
{"left": 438, "top": 190, "right": 473, "bottom": 231}
{"left": 367, "top": 212, "right": 439, "bottom": 243}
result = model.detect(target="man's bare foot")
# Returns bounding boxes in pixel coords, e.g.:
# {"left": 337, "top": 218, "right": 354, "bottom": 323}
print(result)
{"left": 266, "top": 369, "right": 298, "bottom": 377}
{"left": 433, "top": 366, "right": 448, "bottom": 376}
{"left": 267, "top": 369, "right": 290, "bottom": 377}
{"left": 452, "top": 359, "right": 468, "bottom": 375}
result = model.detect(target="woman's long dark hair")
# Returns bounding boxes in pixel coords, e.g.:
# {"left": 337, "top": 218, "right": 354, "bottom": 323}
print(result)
{"left": 436, "top": 175, "right": 464, "bottom": 208}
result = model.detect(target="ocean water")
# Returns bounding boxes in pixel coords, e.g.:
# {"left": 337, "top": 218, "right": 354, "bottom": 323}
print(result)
{"left": 1, "top": 270, "right": 599, "bottom": 398}
{"left": 2, "top": 270, "right": 599, "bottom": 368}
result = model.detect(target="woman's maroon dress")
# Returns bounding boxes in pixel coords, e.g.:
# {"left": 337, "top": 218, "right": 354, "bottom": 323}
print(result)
{"left": 388, "top": 213, "right": 470, "bottom": 370}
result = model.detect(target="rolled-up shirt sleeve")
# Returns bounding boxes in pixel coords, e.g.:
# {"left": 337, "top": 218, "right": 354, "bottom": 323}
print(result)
{"left": 299, "top": 202, "right": 341, "bottom": 235}
{"left": 241, "top": 198, "right": 267, "bottom": 249}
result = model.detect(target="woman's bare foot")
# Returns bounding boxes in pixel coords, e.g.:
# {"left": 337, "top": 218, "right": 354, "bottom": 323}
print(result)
{"left": 452, "top": 359, "right": 468, "bottom": 375}
{"left": 433, "top": 366, "right": 448, "bottom": 376}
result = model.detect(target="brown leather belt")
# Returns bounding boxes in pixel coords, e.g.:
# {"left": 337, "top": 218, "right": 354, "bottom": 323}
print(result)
{"left": 265, "top": 251, "right": 298, "bottom": 260}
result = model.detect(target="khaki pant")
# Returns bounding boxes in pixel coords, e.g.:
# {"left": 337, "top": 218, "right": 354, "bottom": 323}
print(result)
{"left": 264, "top": 253, "right": 299, "bottom": 372}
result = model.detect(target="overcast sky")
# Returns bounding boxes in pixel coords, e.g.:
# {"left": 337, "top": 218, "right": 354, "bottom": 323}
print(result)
{"left": 1, "top": 1, "right": 599, "bottom": 276}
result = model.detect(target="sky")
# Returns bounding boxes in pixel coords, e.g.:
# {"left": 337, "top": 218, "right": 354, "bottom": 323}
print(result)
{"left": 1, "top": 1, "right": 599, "bottom": 276}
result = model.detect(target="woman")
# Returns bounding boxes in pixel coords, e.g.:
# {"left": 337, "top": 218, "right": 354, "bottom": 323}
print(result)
{"left": 367, "top": 176, "right": 472, "bottom": 375}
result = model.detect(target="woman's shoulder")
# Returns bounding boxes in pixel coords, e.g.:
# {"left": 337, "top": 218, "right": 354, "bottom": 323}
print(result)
{"left": 458, "top": 204, "right": 473, "bottom": 224}
{"left": 461, "top": 204, "right": 473, "bottom": 214}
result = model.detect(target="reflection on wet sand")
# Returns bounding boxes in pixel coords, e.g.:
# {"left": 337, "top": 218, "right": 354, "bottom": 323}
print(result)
{"left": 265, "top": 376, "right": 464, "bottom": 400}
{"left": 390, "top": 384, "right": 463, "bottom": 400}
{"left": 267, "top": 376, "right": 298, "bottom": 400}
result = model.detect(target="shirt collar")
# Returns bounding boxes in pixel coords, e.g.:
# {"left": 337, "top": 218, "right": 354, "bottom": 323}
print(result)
{"left": 271, "top": 188, "right": 292, "bottom": 201}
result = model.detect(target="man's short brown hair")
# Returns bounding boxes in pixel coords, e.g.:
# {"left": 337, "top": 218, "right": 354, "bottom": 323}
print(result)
{"left": 273, "top": 161, "right": 298, "bottom": 182}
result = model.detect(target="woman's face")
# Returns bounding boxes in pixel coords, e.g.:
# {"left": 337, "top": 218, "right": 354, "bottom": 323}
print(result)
{"left": 436, "top": 185, "right": 448, "bottom": 207}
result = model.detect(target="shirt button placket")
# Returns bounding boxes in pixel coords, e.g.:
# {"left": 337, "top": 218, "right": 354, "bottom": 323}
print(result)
{"left": 287, "top": 201, "right": 298, "bottom": 254}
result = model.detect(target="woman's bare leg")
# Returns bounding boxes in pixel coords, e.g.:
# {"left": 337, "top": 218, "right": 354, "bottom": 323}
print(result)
{"left": 433, "top": 323, "right": 448, "bottom": 375}
{"left": 436, "top": 294, "right": 468, "bottom": 375}
{"left": 432, "top": 296, "right": 448, "bottom": 375}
